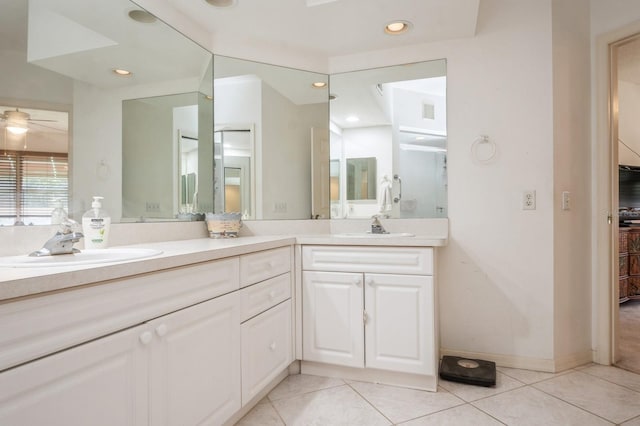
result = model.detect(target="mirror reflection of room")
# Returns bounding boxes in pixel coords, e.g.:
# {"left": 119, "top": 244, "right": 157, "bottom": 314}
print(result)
{"left": 0, "top": 106, "right": 69, "bottom": 226}
{"left": 329, "top": 60, "right": 447, "bottom": 219}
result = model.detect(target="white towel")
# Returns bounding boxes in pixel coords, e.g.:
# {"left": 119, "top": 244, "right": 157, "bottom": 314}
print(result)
{"left": 378, "top": 179, "right": 392, "bottom": 213}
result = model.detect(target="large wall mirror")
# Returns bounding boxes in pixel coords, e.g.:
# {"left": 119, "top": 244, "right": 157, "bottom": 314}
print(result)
{"left": 0, "top": 0, "right": 212, "bottom": 225}
{"left": 213, "top": 55, "right": 329, "bottom": 220}
{"left": 1, "top": 0, "right": 446, "bottom": 227}
{"left": 330, "top": 60, "right": 447, "bottom": 219}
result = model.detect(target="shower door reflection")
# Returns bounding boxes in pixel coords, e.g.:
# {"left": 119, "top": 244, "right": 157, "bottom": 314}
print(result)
{"left": 215, "top": 127, "right": 254, "bottom": 218}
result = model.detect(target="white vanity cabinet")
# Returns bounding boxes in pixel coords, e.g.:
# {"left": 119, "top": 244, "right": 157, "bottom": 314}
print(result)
{"left": 0, "top": 243, "right": 294, "bottom": 426}
{"left": 147, "top": 292, "right": 241, "bottom": 426}
{"left": 0, "top": 323, "right": 149, "bottom": 426}
{"left": 239, "top": 249, "right": 293, "bottom": 406}
{"left": 0, "top": 293, "right": 241, "bottom": 426}
{"left": 301, "top": 245, "right": 437, "bottom": 388}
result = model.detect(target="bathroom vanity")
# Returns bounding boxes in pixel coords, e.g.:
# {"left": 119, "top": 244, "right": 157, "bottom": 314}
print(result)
{"left": 0, "top": 237, "right": 294, "bottom": 425}
{"left": 0, "top": 232, "right": 445, "bottom": 425}
{"left": 299, "top": 243, "right": 438, "bottom": 391}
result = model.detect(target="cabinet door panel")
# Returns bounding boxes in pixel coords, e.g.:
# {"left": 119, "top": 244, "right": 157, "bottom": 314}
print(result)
{"left": 0, "top": 324, "right": 148, "bottom": 426}
{"left": 241, "top": 300, "right": 292, "bottom": 404}
{"left": 149, "top": 293, "right": 241, "bottom": 426}
{"left": 302, "top": 271, "right": 364, "bottom": 367}
{"left": 365, "top": 274, "right": 435, "bottom": 375}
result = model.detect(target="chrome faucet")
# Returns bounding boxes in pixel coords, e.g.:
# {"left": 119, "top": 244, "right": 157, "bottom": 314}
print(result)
{"left": 30, "top": 220, "right": 84, "bottom": 257}
{"left": 371, "top": 215, "right": 388, "bottom": 234}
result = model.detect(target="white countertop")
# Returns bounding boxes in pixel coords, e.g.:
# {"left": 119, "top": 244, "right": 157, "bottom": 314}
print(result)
{"left": 0, "top": 233, "right": 447, "bottom": 302}
{"left": 0, "top": 236, "right": 295, "bottom": 301}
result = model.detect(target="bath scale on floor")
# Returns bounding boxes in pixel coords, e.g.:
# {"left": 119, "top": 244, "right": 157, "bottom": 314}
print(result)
{"left": 439, "top": 356, "right": 496, "bottom": 387}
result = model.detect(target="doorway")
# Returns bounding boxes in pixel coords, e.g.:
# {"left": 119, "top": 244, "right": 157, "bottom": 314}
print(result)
{"left": 612, "top": 33, "right": 640, "bottom": 373}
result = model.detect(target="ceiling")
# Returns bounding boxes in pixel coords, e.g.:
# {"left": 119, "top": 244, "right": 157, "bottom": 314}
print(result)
{"left": 163, "top": 0, "right": 480, "bottom": 62}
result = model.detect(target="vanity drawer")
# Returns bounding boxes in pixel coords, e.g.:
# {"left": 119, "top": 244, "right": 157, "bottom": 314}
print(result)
{"left": 240, "top": 272, "right": 291, "bottom": 322}
{"left": 0, "top": 257, "right": 240, "bottom": 372}
{"left": 302, "top": 246, "right": 433, "bottom": 275}
{"left": 240, "top": 247, "right": 291, "bottom": 287}
{"left": 241, "top": 300, "right": 292, "bottom": 405}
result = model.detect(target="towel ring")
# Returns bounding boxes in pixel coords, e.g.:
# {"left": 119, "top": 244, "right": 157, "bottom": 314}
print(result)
{"left": 471, "top": 135, "right": 496, "bottom": 164}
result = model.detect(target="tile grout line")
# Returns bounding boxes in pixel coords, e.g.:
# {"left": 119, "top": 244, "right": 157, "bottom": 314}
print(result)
{"left": 578, "top": 367, "right": 640, "bottom": 395}
{"left": 529, "top": 380, "right": 621, "bottom": 425}
{"left": 264, "top": 398, "right": 288, "bottom": 426}
{"left": 344, "top": 381, "right": 396, "bottom": 425}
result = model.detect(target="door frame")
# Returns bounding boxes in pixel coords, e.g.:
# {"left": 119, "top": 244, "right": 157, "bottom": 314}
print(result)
{"left": 594, "top": 22, "right": 640, "bottom": 366}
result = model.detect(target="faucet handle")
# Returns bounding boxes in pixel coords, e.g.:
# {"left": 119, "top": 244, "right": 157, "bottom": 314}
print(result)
{"left": 58, "top": 218, "right": 79, "bottom": 234}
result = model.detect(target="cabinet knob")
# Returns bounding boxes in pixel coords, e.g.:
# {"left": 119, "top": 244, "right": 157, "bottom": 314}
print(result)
{"left": 269, "top": 290, "right": 277, "bottom": 300}
{"left": 267, "top": 261, "right": 275, "bottom": 269}
{"left": 139, "top": 331, "right": 153, "bottom": 345}
{"left": 353, "top": 278, "right": 361, "bottom": 286}
{"left": 155, "top": 324, "right": 168, "bottom": 337}
{"left": 269, "top": 341, "right": 277, "bottom": 351}
{"left": 366, "top": 278, "right": 374, "bottom": 286}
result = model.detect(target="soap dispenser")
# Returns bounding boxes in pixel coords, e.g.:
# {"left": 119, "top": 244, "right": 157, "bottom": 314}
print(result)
{"left": 82, "top": 196, "right": 111, "bottom": 249}
{"left": 50, "top": 199, "right": 68, "bottom": 225}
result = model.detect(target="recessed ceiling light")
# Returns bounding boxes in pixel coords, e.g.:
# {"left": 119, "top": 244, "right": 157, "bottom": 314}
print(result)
{"left": 128, "top": 10, "right": 157, "bottom": 24}
{"left": 311, "top": 82, "right": 327, "bottom": 88}
{"left": 384, "top": 20, "right": 412, "bottom": 35}
{"left": 205, "top": 0, "right": 237, "bottom": 7}
{"left": 112, "top": 68, "right": 133, "bottom": 76}
{"left": 346, "top": 116, "right": 359, "bottom": 123}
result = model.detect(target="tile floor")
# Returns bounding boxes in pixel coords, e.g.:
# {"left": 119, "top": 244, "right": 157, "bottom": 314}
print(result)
{"left": 235, "top": 364, "right": 640, "bottom": 425}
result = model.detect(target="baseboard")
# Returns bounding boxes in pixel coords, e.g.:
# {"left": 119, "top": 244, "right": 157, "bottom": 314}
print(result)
{"left": 300, "top": 361, "right": 437, "bottom": 391}
{"left": 440, "top": 348, "right": 594, "bottom": 373}
{"left": 553, "top": 350, "right": 594, "bottom": 372}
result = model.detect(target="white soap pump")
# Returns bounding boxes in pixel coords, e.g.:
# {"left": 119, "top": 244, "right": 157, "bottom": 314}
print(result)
{"left": 82, "top": 196, "right": 111, "bottom": 249}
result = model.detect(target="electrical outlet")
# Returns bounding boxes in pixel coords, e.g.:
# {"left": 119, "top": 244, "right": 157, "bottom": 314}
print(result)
{"left": 273, "top": 202, "right": 287, "bottom": 213}
{"left": 522, "top": 190, "right": 536, "bottom": 210}
{"left": 146, "top": 202, "right": 160, "bottom": 212}
{"left": 562, "top": 191, "right": 571, "bottom": 210}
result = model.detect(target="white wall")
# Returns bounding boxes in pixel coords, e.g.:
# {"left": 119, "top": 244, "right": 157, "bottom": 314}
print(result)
{"left": 619, "top": 80, "right": 640, "bottom": 167}
{"left": 551, "top": 0, "right": 592, "bottom": 368}
{"left": 330, "top": 0, "right": 558, "bottom": 366}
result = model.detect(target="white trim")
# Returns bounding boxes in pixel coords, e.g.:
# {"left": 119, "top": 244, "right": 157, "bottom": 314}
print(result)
{"left": 441, "top": 348, "right": 555, "bottom": 372}
{"left": 593, "top": 20, "right": 640, "bottom": 367}
{"left": 300, "top": 361, "right": 437, "bottom": 391}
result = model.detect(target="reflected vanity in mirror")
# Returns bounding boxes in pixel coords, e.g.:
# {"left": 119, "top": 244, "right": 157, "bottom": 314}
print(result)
{"left": 330, "top": 60, "right": 447, "bottom": 219}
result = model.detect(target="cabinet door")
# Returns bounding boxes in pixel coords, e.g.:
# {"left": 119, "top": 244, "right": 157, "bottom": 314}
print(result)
{"left": 302, "top": 271, "right": 364, "bottom": 368}
{"left": 241, "top": 300, "right": 292, "bottom": 404}
{"left": 364, "top": 273, "right": 435, "bottom": 375}
{"left": 0, "top": 324, "right": 148, "bottom": 426}
{"left": 148, "top": 292, "right": 241, "bottom": 426}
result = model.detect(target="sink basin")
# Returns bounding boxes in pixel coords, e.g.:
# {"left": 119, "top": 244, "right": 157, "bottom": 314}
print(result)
{"left": 333, "top": 232, "right": 415, "bottom": 238}
{"left": 0, "top": 248, "right": 163, "bottom": 268}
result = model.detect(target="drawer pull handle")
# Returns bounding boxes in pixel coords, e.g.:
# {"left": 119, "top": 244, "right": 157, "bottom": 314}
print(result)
{"left": 139, "top": 331, "right": 153, "bottom": 345}
{"left": 269, "top": 341, "right": 277, "bottom": 351}
{"left": 366, "top": 278, "right": 374, "bottom": 286}
{"left": 267, "top": 261, "right": 275, "bottom": 269}
{"left": 269, "top": 290, "right": 277, "bottom": 300}
{"left": 155, "top": 324, "right": 168, "bottom": 337}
